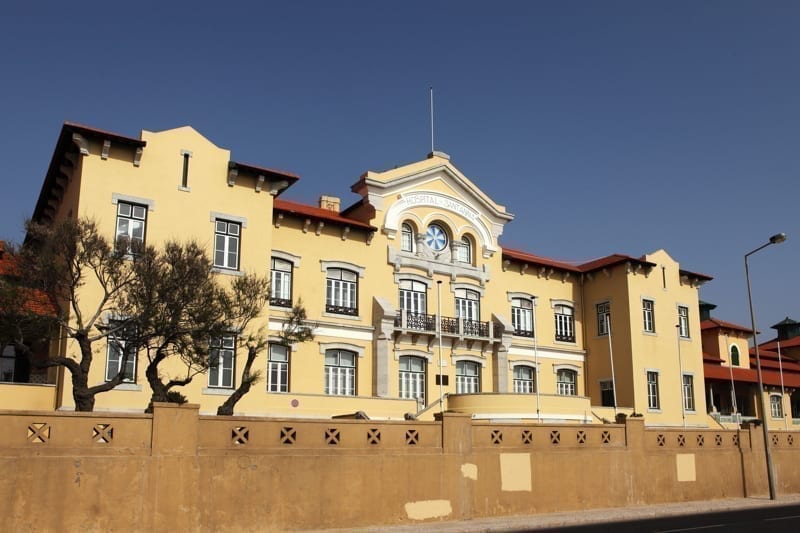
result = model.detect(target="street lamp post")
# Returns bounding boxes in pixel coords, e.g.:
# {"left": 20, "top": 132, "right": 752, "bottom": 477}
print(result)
{"left": 745, "top": 232, "right": 786, "bottom": 501}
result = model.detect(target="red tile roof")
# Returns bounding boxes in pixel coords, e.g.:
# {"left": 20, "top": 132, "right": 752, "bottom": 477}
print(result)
{"left": 273, "top": 199, "right": 376, "bottom": 231}
{"left": 229, "top": 161, "right": 300, "bottom": 182}
{"left": 760, "top": 337, "right": 800, "bottom": 350}
{"left": 0, "top": 244, "right": 58, "bottom": 316}
{"left": 579, "top": 254, "right": 656, "bottom": 272}
{"left": 700, "top": 318, "right": 753, "bottom": 334}
{"left": 703, "top": 363, "right": 800, "bottom": 388}
{"left": 501, "top": 248, "right": 582, "bottom": 273}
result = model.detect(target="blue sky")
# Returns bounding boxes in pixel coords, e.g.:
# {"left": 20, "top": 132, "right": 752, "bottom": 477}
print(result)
{"left": 1, "top": 1, "right": 797, "bottom": 337}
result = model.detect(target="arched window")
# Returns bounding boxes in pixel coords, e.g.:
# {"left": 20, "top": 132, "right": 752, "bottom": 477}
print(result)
{"left": 513, "top": 365, "right": 536, "bottom": 393}
{"left": 399, "top": 279, "right": 427, "bottom": 315}
{"left": 730, "top": 345, "right": 740, "bottom": 366}
{"left": 455, "top": 236, "right": 472, "bottom": 264}
{"left": 399, "top": 356, "right": 426, "bottom": 405}
{"left": 455, "top": 288, "right": 480, "bottom": 322}
{"left": 556, "top": 368, "right": 577, "bottom": 396}
{"left": 401, "top": 223, "right": 415, "bottom": 252}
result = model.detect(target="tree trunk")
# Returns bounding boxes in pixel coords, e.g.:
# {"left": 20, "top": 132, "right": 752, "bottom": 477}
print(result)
{"left": 145, "top": 356, "right": 169, "bottom": 413}
{"left": 72, "top": 334, "right": 95, "bottom": 411}
{"left": 217, "top": 347, "right": 258, "bottom": 416}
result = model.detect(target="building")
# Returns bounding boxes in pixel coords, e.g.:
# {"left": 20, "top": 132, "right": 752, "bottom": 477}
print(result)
{"left": 1, "top": 122, "right": 714, "bottom": 426}
{"left": 701, "top": 303, "right": 800, "bottom": 430}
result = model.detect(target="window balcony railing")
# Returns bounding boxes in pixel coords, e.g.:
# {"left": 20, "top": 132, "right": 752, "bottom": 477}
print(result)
{"left": 555, "top": 332, "right": 575, "bottom": 343}
{"left": 270, "top": 297, "right": 292, "bottom": 308}
{"left": 394, "top": 311, "right": 503, "bottom": 340}
{"left": 514, "top": 328, "right": 535, "bottom": 338}
{"left": 326, "top": 304, "right": 358, "bottom": 316}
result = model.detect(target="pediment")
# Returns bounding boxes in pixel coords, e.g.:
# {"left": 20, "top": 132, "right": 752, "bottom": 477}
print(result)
{"left": 351, "top": 155, "right": 514, "bottom": 258}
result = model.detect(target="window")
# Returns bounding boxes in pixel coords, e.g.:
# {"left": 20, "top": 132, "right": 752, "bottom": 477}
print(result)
{"left": 597, "top": 302, "right": 610, "bottom": 336}
{"left": 399, "top": 356, "right": 426, "bottom": 405}
{"left": 115, "top": 201, "right": 146, "bottom": 253}
{"left": 730, "top": 345, "right": 740, "bottom": 366}
{"left": 105, "top": 322, "right": 137, "bottom": 382}
{"left": 214, "top": 220, "right": 240, "bottom": 270}
{"left": 425, "top": 223, "right": 448, "bottom": 252}
{"left": 270, "top": 258, "right": 293, "bottom": 307}
{"left": 401, "top": 223, "right": 415, "bottom": 252}
{"left": 682, "top": 374, "right": 695, "bottom": 411}
{"left": 455, "top": 288, "right": 480, "bottom": 322}
{"left": 324, "top": 349, "right": 356, "bottom": 395}
{"left": 600, "top": 380, "right": 615, "bottom": 407}
{"left": 678, "top": 306, "right": 690, "bottom": 338}
{"left": 326, "top": 268, "right": 358, "bottom": 315}
{"left": 209, "top": 335, "right": 235, "bottom": 389}
{"left": 554, "top": 304, "right": 575, "bottom": 342}
{"left": 642, "top": 299, "right": 655, "bottom": 333}
{"left": 1, "top": 345, "right": 29, "bottom": 383}
{"left": 511, "top": 298, "right": 534, "bottom": 337}
{"left": 456, "top": 360, "right": 480, "bottom": 393}
{"left": 267, "top": 344, "right": 289, "bottom": 393}
{"left": 513, "top": 365, "right": 536, "bottom": 393}
{"left": 399, "top": 280, "right": 427, "bottom": 314}
{"left": 647, "top": 371, "right": 660, "bottom": 410}
{"left": 181, "top": 151, "right": 191, "bottom": 188}
{"left": 556, "top": 369, "right": 577, "bottom": 396}
{"left": 770, "top": 394, "right": 783, "bottom": 418}
{"left": 455, "top": 237, "right": 472, "bottom": 264}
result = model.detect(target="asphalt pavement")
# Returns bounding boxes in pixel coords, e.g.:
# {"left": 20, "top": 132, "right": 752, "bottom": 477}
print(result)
{"left": 306, "top": 494, "right": 800, "bottom": 532}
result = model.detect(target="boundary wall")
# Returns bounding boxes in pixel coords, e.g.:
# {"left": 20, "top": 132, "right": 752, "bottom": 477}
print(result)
{"left": 2, "top": 404, "right": 800, "bottom": 531}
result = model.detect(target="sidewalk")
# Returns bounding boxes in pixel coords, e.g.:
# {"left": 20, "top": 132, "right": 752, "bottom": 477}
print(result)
{"left": 307, "top": 494, "right": 800, "bottom": 532}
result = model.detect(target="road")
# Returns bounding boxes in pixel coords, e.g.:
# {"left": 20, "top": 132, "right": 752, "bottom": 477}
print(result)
{"left": 534, "top": 503, "right": 800, "bottom": 532}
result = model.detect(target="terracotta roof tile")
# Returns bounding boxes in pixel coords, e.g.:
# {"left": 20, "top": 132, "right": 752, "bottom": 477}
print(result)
{"left": 273, "top": 199, "right": 376, "bottom": 231}
{"left": 700, "top": 318, "right": 753, "bottom": 334}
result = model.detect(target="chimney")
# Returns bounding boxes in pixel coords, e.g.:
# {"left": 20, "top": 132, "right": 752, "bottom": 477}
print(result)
{"left": 319, "top": 195, "right": 341, "bottom": 213}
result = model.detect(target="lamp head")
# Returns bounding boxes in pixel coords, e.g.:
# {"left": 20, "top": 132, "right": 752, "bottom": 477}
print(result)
{"left": 769, "top": 233, "right": 787, "bottom": 244}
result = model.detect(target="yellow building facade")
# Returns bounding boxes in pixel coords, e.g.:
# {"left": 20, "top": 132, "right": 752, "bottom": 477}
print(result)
{"left": 10, "top": 123, "right": 714, "bottom": 426}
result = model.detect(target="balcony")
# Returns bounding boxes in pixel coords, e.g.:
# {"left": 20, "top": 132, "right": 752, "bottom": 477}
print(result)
{"left": 394, "top": 311, "right": 503, "bottom": 340}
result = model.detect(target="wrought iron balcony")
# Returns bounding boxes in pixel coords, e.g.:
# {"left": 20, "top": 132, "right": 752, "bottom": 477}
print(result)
{"left": 394, "top": 311, "right": 503, "bottom": 340}
{"left": 270, "top": 297, "right": 292, "bottom": 308}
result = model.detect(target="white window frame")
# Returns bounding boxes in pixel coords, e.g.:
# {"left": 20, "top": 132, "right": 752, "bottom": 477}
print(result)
{"left": 646, "top": 370, "right": 660, "bottom": 410}
{"left": 556, "top": 368, "right": 577, "bottom": 396}
{"left": 682, "top": 373, "right": 695, "bottom": 412}
{"left": 770, "top": 394, "right": 784, "bottom": 419}
{"left": 401, "top": 223, "right": 415, "bottom": 252}
{"left": 398, "top": 355, "right": 426, "bottom": 405}
{"left": 115, "top": 201, "right": 147, "bottom": 253}
{"left": 513, "top": 365, "right": 536, "bottom": 394}
{"left": 597, "top": 301, "right": 610, "bottom": 336}
{"left": 267, "top": 343, "right": 290, "bottom": 393}
{"left": 270, "top": 257, "right": 293, "bottom": 307}
{"left": 324, "top": 349, "right": 356, "bottom": 396}
{"left": 678, "top": 305, "right": 690, "bottom": 338}
{"left": 455, "top": 288, "right": 480, "bottom": 322}
{"left": 399, "top": 279, "right": 427, "bottom": 314}
{"left": 455, "top": 359, "right": 481, "bottom": 394}
{"left": 326, "top": 268, "right": 358, "bottom": 315}
{"left": 511, "top": 297, "right": 534, "bottom": 337}
{"left": 642, "top": 299, "right": 655, "bottom": 333}
{"left": 213, "top": 220, "right": 241, "bottom": 270}
{"left": 208, "top": 335, "right": 235, "bottom": 389}
{"left": 105, "top": 322, "right": 137, "bottom": 383}
{"left": 553, "top": 303, "right": 575, "bottom": 342}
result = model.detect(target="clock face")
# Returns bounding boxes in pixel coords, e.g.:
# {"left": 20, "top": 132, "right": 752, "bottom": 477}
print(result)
{"left": 425, "top": 224, "right": 448, "bottom": 252}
